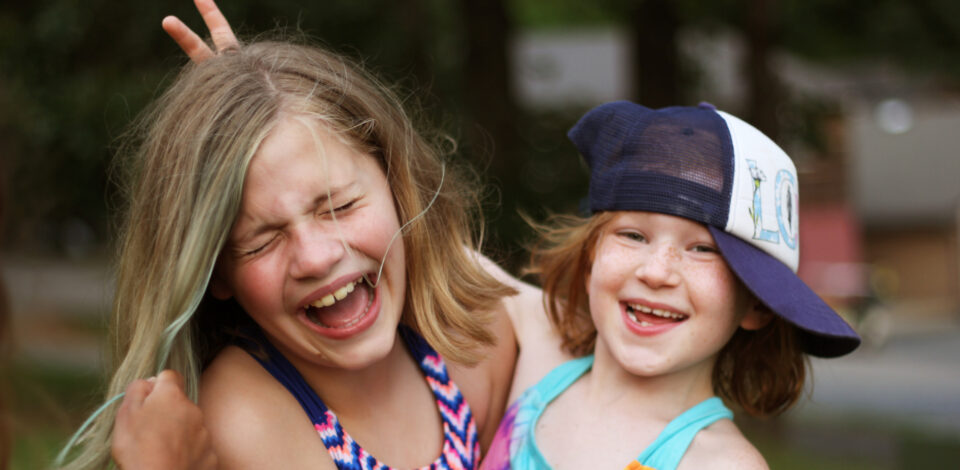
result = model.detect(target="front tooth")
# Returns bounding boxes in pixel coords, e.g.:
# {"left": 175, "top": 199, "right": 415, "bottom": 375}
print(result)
{"left": 311, "top": 280, "right": 361, "bottom": 309}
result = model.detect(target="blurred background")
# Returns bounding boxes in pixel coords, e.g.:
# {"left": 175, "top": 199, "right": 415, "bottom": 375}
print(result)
{"left": 2, "top": 0, "right": 960, "bottom": 468}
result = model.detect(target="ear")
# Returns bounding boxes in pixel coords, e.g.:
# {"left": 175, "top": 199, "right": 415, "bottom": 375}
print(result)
{"left": 208, "top": 263, "right": 234, "bottom": 300}
{"left": 740, "top": 298, "right": 774, "bottom": 331}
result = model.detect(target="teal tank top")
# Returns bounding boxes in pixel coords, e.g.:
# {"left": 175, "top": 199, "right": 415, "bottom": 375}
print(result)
{"left": 480, "top": 355, "right": 733, "bottom": 470}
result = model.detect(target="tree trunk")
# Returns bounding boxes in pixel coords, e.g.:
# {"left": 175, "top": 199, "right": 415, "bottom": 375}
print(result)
{"left": 744, "top": 0, "right": 780, "bottom": 139}
{"left": 458, "top": 0, "right": 519, "bottom": 171}
{"left": 458, "top": 0, "right": 523, "bottom": 263}
{"left": 630, "top": 0, "right": 682, "bottom": 107}
{"left": 397, "top": 0, "right": 432, "bottom": 85}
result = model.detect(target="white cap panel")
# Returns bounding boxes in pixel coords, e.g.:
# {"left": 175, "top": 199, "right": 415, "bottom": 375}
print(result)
{"left": 717, "top": 110, "right": 800, "bottom": 272}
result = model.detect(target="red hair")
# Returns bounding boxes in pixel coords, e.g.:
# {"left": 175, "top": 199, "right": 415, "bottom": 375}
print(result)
{"left": 527, "top": 212, "right": 807, "bottom": 417}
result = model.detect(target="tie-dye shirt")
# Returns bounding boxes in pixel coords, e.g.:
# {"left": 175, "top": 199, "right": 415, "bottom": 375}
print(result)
{"left": 480, "top": 355, "right": 732, "bottom": 470}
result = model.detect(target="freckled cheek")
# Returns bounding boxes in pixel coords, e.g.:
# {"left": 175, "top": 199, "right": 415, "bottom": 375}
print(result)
{"left": 586, "top": 255, "right": 610, "bottom": 293}
{"left": 688, "top": 264, "right": 743, "bottom": 318}
{"left": 587, "top": 263, "right": 630, "bottom": 319}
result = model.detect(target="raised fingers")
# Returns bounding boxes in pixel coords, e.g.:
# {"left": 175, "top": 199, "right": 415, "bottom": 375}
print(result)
{"left": 162, "top": 15, "right": 215, "bottom": 62}
{"left": 195, "top": 0, "right": 239, "bottom": 53}
{"left": 162, "top": 0, "right": 239, "bottom": 63}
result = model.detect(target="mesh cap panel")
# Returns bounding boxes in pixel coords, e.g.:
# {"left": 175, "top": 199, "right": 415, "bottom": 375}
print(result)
{"left": 571, "top": 103, "right": 734, "bottom": 228}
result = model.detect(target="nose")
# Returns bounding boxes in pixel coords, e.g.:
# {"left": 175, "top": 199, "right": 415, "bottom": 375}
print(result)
{"left": 287, "top": 224, "right": 346, "bottom": 280}
{"left": 635, "top": 244, "right": 681, "bottom": 288}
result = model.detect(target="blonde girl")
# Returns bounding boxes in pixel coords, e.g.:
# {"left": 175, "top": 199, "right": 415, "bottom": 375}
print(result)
{"left": 64, "top": 25, "right": 520, "bottom": 470}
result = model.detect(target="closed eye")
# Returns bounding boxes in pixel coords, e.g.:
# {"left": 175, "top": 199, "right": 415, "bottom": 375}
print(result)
{"left": 317, "top": 198, "right": 358, "bottom": 219}
{"left": 243, "top": 235, "right": 277, "bottom": 256}
{"left": 334, "top": 200, "right": 356, "bottom": 212}
{"left": 691, "top": 244, "right": 718, "bottom": 253}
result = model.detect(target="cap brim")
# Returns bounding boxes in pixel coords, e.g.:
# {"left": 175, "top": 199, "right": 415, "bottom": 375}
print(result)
{"left": 709, "top": 226, "right": 861, "bottom": 358}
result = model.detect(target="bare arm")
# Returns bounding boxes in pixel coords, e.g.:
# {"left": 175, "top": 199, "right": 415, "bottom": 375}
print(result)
{"left": 469, "top": 249, "right": 544, "bottom": 332}
{"left": 469, "top": 250, "right": 570, "bottom": 402}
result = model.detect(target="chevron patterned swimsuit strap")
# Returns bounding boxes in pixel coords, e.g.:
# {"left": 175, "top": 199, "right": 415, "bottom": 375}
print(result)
{"left": 245, "top": 325, "right": 480, "bottom": 470}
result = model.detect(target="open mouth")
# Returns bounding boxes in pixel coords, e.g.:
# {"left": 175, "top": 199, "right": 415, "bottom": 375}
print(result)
{"left": 304, "top": 276, "right": 375, "bottom": 329}
{"left": 625, "top": 303, "right": 688, "bottom": 327}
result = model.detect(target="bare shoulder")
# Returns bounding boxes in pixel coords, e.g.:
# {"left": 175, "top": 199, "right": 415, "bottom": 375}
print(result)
{"left": 469, "top": 249, "right": 542, "bottom": 346}
{"left": 506, "top": 289, "right": 571, "bottom": 403}
{"left": 499, "top": 271, "right": 549, "bottom": 351}
{"left": 679, "top": 419, "right": 769, "bottom": 470}
{"left": 200, "top": 345, "right": 335, "bottom": 470}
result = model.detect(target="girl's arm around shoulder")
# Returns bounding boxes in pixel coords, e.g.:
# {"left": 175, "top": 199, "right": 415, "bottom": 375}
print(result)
{"left": 469, "top": 249, "right": 541, "bottom": 338}
{"left": 469, "top": 249, "right": 571, "bottom": 404}
{"left": 680, "top": 420, "right": 769, "bottom": 470}
{"left": 470, "top": 250, "right": 566, "bottom": 361}
{"left": 199, "top": 345, "right": 337, "bottom": 470}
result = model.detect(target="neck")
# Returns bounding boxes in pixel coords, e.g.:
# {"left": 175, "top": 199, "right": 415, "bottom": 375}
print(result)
{"left": 584, "top": 340, "right": 717, "bottom": 421}
{"left": 281, "top": 331, "right": 420, "bottom": 416}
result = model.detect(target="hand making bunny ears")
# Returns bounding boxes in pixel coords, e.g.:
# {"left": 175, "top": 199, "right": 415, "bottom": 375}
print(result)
{"left": 161, "top": 0, "right": 239, "bottom": 62}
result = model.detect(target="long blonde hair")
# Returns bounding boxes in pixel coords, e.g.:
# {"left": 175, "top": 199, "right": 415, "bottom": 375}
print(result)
{"left": 63, "top": 38, "right": 511, "bottom": 469}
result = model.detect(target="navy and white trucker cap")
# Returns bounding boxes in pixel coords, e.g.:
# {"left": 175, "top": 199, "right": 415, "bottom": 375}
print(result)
{"left": 568, "top": 101, "right": 860, "bottom": 358}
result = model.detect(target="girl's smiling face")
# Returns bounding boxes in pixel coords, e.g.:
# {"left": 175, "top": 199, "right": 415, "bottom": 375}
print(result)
{"left": 586, "top": 211, "right": 765, "bottom": 380}
{"left": 212, "top": 116, "right": 406, "bottom": 371}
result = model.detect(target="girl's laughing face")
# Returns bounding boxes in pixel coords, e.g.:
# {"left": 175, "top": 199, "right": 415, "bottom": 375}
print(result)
{"left": 212, "top": 116, "right": 406, "bottom": 371}
{"left": 586, "top": 211, "right": 765, "bottom": 379}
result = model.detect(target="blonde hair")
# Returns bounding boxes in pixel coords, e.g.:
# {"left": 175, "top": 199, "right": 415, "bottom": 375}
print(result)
{"left": 63, "top": 39, "right": 511, "bottom": 469}
{"left": 528, "top": 212, "right": 806, "bottom": 418}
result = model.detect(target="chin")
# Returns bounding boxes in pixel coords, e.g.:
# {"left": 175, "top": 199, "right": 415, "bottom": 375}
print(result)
{"left": 602, "top": 341, "right": 670, "bottom": 376}
{"left": 330, "top": 313, "right": 402, "bottom": 370}
{"left": 620, "top": 355, "right": 671, "bottom": 377}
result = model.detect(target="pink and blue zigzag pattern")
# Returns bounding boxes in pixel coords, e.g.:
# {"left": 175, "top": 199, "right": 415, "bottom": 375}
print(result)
{"left": 313, "top": 350, "right": 480, "bottom": 470}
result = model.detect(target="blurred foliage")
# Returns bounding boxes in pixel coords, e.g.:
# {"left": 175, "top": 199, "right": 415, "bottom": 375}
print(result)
{"left": 0, "top": 0, "right": 471, "bottom": 254}
{"left": 513, "top": 0, "right": 960, "bottom": 72}
{"left": 1, "top": 0, "right": 959, "bottom": 264}
{"left": 6, "top": 359, "right": 105, "bottom": 469}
